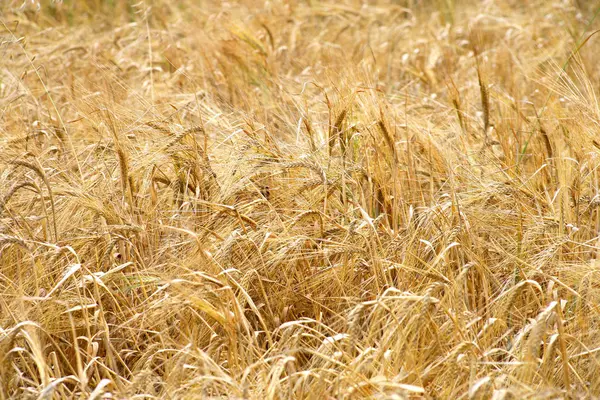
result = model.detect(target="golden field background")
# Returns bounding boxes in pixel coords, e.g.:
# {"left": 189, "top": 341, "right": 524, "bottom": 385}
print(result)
{"left": 1, "top": 0, "right": 600, "bottom": 398}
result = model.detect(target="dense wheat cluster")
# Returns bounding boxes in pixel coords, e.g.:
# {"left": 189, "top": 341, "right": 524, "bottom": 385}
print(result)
{"left": 2, "top": 0, "right": 600, "bottom": 398}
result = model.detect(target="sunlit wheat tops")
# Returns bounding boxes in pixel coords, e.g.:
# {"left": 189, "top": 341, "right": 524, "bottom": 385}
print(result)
{"left": 2, "top": 0, "right": 600, "bottom": 399}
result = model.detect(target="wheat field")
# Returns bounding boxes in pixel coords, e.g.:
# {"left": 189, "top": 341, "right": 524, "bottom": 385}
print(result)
{"left": 1, "top": 0, "right": 600, "bottom": 398}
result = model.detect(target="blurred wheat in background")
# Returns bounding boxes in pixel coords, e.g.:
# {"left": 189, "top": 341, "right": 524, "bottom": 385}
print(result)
{"left": 1, "top": 0, "right": 600, "bottom": 398}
